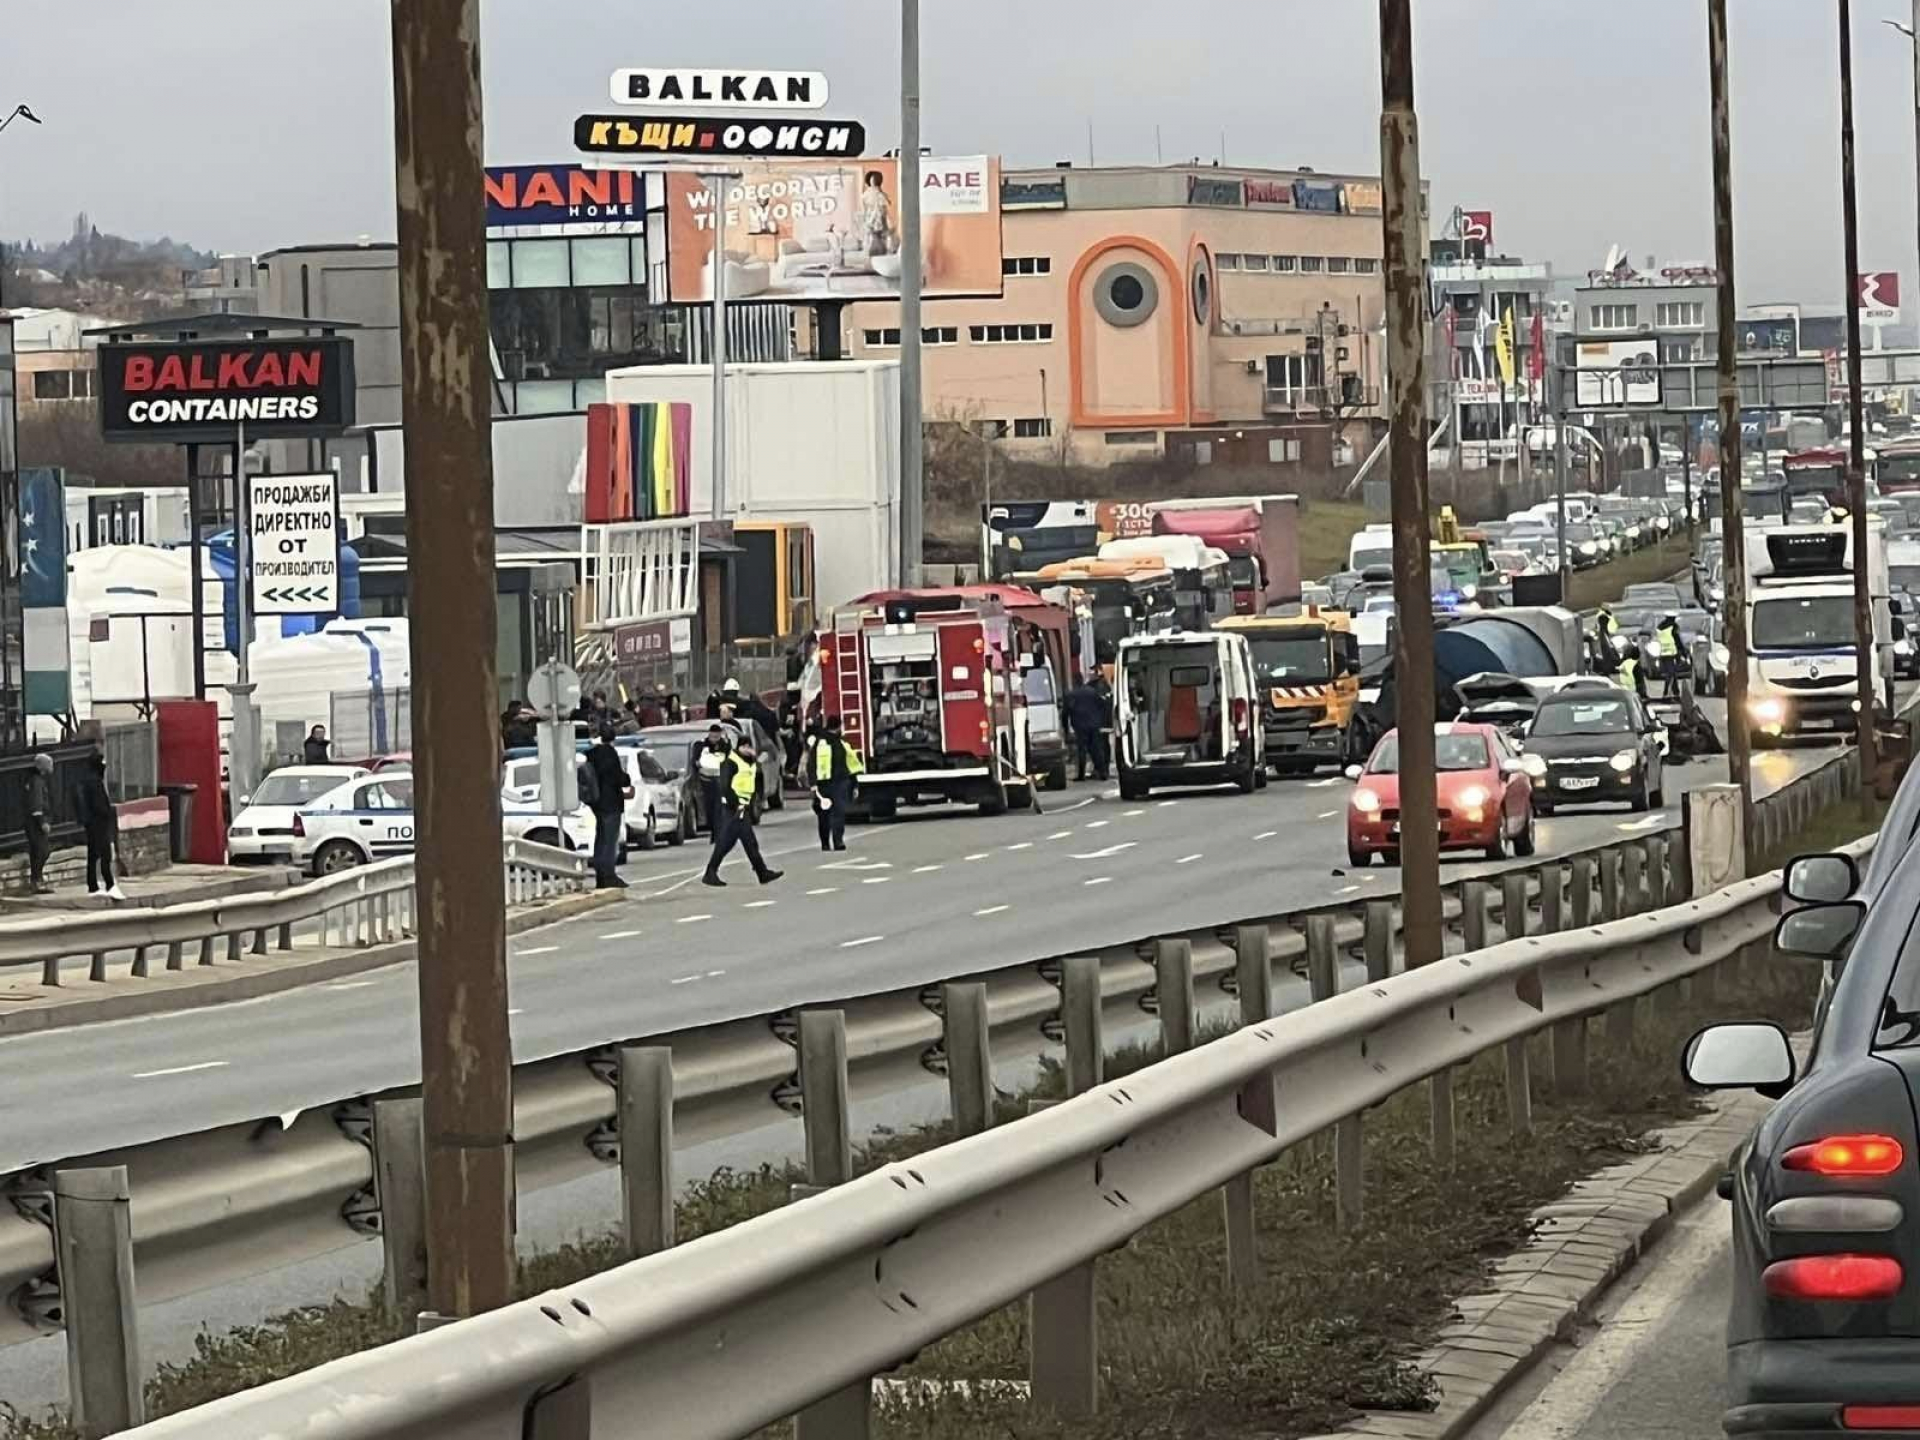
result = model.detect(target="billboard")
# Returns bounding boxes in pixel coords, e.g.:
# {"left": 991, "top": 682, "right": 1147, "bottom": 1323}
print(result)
{"left": 1738, "top": 316, "right": 1799, "bottom": 356}
{"left": 664, "top": 156, "right": 1003, "bottom": 304}
{"left": 1574, "top": 338, "right": 1660, "bottom": 408}
{"left": 98, "top": 338, "right": 356, "bottom": 444}
{"left": 485, "top": 165, "right": 643, "bottom": 228}
{"left": 1859, "top": 271, "right": 1902, "bottom": 325}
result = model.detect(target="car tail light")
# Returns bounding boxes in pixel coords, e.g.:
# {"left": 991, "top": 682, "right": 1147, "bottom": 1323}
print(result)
{"left": 1783, "top": 1135, "right": 1905, "bottom": 1177}
{"left": 292, "top": 815, "right": 306, "bottom": 837}
{"left": 1843, "top": 1407, "right": 1920, "bottom": 1430}
{"left": 1762, "top": 1254, "right": 1903, "bottom": 1301}
{"left": 1231, "top": 698, "right": 1249, "bottom": 734}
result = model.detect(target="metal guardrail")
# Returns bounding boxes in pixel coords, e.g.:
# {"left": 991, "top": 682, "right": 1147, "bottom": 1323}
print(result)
{"left": 119, "top": 816, "right": 1853, "bottom": 1437}
{"left": 0, "top": 837, "right": 590, "bottom": 991}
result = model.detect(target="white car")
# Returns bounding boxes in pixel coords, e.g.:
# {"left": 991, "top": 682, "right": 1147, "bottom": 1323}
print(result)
{"left": 293, "top": 769, "right": 596, "bottom": 876}
{"left": 502, "top": 742, "right": 685, "bottom": 851}
{"left": 228, "top": 765, "right": 370, "bottom": 865}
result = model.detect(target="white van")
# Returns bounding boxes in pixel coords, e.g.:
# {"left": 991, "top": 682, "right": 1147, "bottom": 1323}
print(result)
{"left": 1113, "top": 631, "right": 1265, "bottom": 799}
{"left": 1347, "top": 524, "right": 1394, "bottom": 574}
{"left": 1528, "top": 497, "right": 1591, "bottom": 526}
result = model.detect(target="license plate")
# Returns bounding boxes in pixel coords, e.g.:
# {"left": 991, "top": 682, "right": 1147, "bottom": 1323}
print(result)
{"left": 1561, "top": 776, "right": 1599, "bottom": 791}
{"left": 1803, "top": 717, "right": 1833, "bottom": 730}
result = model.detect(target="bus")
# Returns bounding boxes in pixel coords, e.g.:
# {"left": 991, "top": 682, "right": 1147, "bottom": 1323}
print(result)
{"left": 1028, "top": 559, "right": 1179, "bottom": 673}
{"left": 1782, "top": 448, "right": 1849, "bottom": 509}
{"left": 1879, "top": 439, "right": 1920, "bottom": 495}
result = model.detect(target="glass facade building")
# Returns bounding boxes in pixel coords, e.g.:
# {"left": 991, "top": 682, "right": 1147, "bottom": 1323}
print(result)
{"left": 0, "top": 320, "right": 26, "bottom": 752}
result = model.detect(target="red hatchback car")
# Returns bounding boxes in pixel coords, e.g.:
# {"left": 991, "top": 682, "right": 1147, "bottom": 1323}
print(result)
{"left": 1345, "top": 722, "right": 1536, "bottom": 867}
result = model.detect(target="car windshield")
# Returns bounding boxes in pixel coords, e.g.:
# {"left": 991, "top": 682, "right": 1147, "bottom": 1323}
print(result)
{"left": 1489, "top": 550, "right": 1528, "bottom": 572}
{"left": 1531, "top": 698, "right": 1634, "bottom": 737}
{"left": 633, "top": 750, "right": 669, "bottom": 782}
{"left": 1751, "top": 594, "right": 1855, "bottom": 651}
{"left": 1367, "top": 733, "right": 1490, "bottom": 773}
{"left": 1226, "top": 556, "right": 1258, "bottom": 587}
{"left": 1351, "top": 545, "right": 1393, "bottom": 571}
{"left": 1892, "top": 565, "right": 1920, "bottom": 593}
{"left": 1249, "top": 633, "right": 1332, "bottom": 684}
{"left": 251, "top": 774, "right": 349, "bottom": 807}
{"left": 1612, "top": 608, "right": 1660, "bottom": 632}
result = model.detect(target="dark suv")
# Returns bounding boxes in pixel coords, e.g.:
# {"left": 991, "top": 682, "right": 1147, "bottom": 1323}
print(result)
{"left": 1516, "top": 683, "right": 1665, "bottom": 813}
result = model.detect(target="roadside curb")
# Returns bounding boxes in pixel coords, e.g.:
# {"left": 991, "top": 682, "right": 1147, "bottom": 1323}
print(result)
{"left": 0, "top": 889, "right": 625, "bottom": 1038}
{"left": 1299, "top": 1085, "right": 1770, "bottom": 1440}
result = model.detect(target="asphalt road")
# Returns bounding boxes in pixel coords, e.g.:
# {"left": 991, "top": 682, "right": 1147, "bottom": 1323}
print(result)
{"left": 1464, "top": 1198, "right": 1731, "bottom": 1439}
{"left": 0, "top": 697, "right": 1860, "bottom": 1175}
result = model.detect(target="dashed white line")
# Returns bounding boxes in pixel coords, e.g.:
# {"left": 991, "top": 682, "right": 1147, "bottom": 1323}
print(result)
{"left": 675, "top": 914, "right": 712, "bottom": 925}
{"left": 1123, "top": 808, "right": 1146, "bottom": 817}
{"left": 599, "top": 929, "right": 642, "bottom": 940}
{"left": 1337, "top": 884, "right": 1361, "bottom": 895}
{"left": 1317, "top": 810, "right": 1340, "bottom": 820}
{"left": 516, "top": 945, "right": 559, "bottom": 957}
{"left": 974, "top": 904, "right": 1010, "bottom": 916}
{"left": 965, "top": 852, "right": 990, "bottom": 861}
{"left": 131, "top": 1061, "right": 228, "bottom": 1079}
{"left": 1157, "top": 799, "right": 1178, "bottom": 808}
{"left": 508, "top": 1008, "right": 525, "bottom": 1017}
{"left": 706, "top": 969, "right": 726, "bottom": 978}
{"left": 1176, "top": 853, "right": 1203, "bottom": 865}
{"left": 1253, "top": 831, "right": 1278, "bottom": 841}
{"left": 1084, "top": 819, "right": 1110, "bottom": 829}
{"left": 841, "top": 935, "right": 885, "bottom": 949}
{"left": 670, "top": 974, "right": 703, "bottom": 985}
{"left": 325, "top": 980, "right": 378, "bottom": 992}
{"left": 1083, "top": 876, "right": 1113, "bottom": 887}
{"left": 1054, "top": 796, "right": 1098, "bottom": 813}
{"left": 912, "top": 864, "right": 944, "bottom": 873}
{"left": 1007, "top": 841, "right": 1034, "bottom": 851}
{"left": 1308, "top": 777, "right": 1339, "bottom": 789}
{"left": 1048, "top": 830, "right": 1073, "bottom": 841}
{"left": 1071, "top": 842, "right": 1137, "bottom": 860}
{"left": 862, "top": 876, "right": 892, "bottom": 885}
{"left": 744, "top": 900, "right": 777, "bottom": 909}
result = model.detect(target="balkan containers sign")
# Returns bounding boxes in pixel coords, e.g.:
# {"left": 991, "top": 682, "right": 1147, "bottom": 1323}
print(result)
{"left": 98, "top": 338, "right": 355, "bottom": 444}
{"left": 664, "top": 156, "right": 1004, "bottom": 304}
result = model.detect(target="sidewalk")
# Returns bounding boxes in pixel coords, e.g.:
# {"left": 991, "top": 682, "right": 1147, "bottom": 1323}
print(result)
{"left": 0, "top": 863, "right": 295, "bottom": 916}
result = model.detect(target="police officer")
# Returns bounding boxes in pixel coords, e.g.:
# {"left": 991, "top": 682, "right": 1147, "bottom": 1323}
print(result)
{"left": 810, "top": 715, "right": 865, "bottom": 852}
{"left": 1616, "top": 648, "right": 1646, "bottom": 701}
{"left": 703, "top": 738, "right": 784, "bottom": 888}
{"left": 1654, "top": 613, "right": 1683, "bottom": 697}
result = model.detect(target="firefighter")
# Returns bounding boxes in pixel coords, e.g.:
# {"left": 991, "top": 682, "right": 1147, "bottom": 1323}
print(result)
{"left": 810, "top": 715, "right": 865, "bottom": 852}
{"left": 702, "top": 737, "right": 783, "bottom": 888}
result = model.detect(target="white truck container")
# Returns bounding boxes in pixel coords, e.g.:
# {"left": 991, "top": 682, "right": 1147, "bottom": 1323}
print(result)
{"left": 600, "top": 360, "right": 903, "bottom": 611}
{"left": 1742, "top": 522, "right": 1891, "bottom": 741}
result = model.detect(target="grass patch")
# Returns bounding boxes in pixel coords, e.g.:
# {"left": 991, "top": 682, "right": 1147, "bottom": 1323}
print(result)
{"left": 1297, "top": 499, "right": 1380, "bottom": 581}
{"left": 4, "top": 940, "right": 1821, "bottom": 1440}
{"left": 1751, "top": 788, "right": 1888, "bottom": 876}
{"left": 1566, "top": 534, "right": 1695, "bottom": 612}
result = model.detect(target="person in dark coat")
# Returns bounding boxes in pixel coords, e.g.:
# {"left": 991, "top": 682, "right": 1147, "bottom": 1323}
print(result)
{"left": 24, "top": 753, "right": 53, "bottom": 894}
{"left": 303, "top": 725, "right": 332, "bottom": 765}
{"left": 74, "top": 751, "right": 122, "bottom": 900}
{"left": 582, "top": 728, "right": 632, "bottom": 889}
{"left": 501, "top": 702, "right": 537, "bottom": 751}
{"left": 809, "top": 716, "right": 865, "bottom": 852}
{"left": 1063, "top": 674, "right": 1111, "bottom": 781}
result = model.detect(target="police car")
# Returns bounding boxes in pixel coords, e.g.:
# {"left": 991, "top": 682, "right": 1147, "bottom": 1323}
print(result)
{"left": 228, "top": 765, "right": 370, "bottom": 865}
{"left": 290, "top": 769, "right": 597, "bottom": 876}
{"left": 502, "top": 738, "right": 687, "bottom": 850}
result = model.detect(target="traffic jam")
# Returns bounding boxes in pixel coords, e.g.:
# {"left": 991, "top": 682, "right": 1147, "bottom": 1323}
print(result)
{"left": 223, "top": 489, "right": 1748, "bottom": 886}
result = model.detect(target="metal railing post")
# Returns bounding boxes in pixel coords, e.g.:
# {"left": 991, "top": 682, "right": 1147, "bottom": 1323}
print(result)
{"left": 1620, "top": 845, "right": 1645, "bottom": 917}
{"left": 1223, "top": 923, "right": 1273, "bottom": 1289}
{"left": 1537, "top": 864, "right": 1564, "bottom": 934}
{"left": 1460, "top": 880, "right": 1490, "bottom": 951}
{"left": 1154, "top": 937, "right": 1196, "bottom": 1056}
{"left": 53, "top": 1166, "right": 143, "bottom": 1438}
{"left": 1031, "top": 955, "right": 1102, "bottom": 1419}
{"left": 1502, "top": 873, "right": 1534, "bottom": 1137}
{"left": 942, "top": 982, "right": 994, "bottom": 1138}
{"left": 1570, "top": 855, "right": 1596, "bottom": 928}
{"left": 374, "top": 1099, "right": 429, "bottom": 1330}
{"left": 1647, "top": 836, "right": 1670, "bottom": 910}
{"left": 1362, "top": 901, "right": 1393, "bottom": 981}
{"left": 1306, "top": 915, "right": 1362, "bottom": 1226}
{"left": 1305, "top": 914, "right": 1339, "bottom": 1003}
{"left": 795, "top": 1010, "right": 868, "bottom": 1439}
{"left": 619, "top": 1046, "right": 674, "bottom": 1260}
{"left": 88, "top": 951, "right": 107, "bottom": 983}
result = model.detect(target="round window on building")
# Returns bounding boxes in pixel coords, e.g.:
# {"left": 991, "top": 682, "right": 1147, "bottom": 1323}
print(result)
{"left": 1094, "top": 261, "right": 1159, "bottom": 328}
{"left": 1190, "top": 256, "right": 1212, "bottom": 325}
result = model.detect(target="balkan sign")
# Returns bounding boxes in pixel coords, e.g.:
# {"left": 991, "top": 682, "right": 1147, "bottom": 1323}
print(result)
{"left": 98, "top": 338, "right": 355, "bottom": 444}
{"left": 485, "top": 164, "right": 642, "bottom": 228}
{"left": 249, "top": 472, "right": 340, "bottom": 616}
{"left": 608, "top": 69, "right": 829, "bottom": 109}
{"left": 1859, "top": 271, "right": 1902, "bottom": 326}
{"left": 574, "top": 114, "right": 865, "bottom": 160}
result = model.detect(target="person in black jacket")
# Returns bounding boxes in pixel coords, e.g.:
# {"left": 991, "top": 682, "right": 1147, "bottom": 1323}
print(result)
{"left": 582, "top": 729, "right": 632, "bottom": 889}
{"left": 1063, "top": 674, "right": 1111, "bottom": 781}
{"left": 303, "top": 724, "right": 331, "bottom": 765}
{"left": 24, "top": 753, "right": 53, "bottom": 894}
{"left": 74, "top": 751, "right": 123, "bottom": 900}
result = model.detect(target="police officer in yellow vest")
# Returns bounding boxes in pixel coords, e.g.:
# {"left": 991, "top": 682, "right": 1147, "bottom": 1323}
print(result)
{"left": 702, "top": 737, "right": 784, "bottom": 888}
{"left": 1616, "top": 649, "right": 1646, "bottom": 701}
{"left": 1654, "top": 613, "right": 1682, "bottom": 696}
{"left": 810, "top": 715, "right": 865, "bottom": 853}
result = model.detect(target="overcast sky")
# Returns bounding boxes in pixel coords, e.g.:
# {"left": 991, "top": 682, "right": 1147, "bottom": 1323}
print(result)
{"left": 3, "top": 0, "right": 1919, "bottom": 308}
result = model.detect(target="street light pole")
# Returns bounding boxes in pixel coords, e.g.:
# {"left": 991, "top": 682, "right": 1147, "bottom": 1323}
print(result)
{"left": 389, "top": 0, "right": 516, "bottom": 1321}
{"left": 1707, "top": 0, "right": 1754, "bottom": 846}
{"left": 1887, "top": 12, "right": 1920, "bottom": 307}
{"left": 1377, "top": 0, "right": 1441, "bottom": 968}
{"left": 1839, "top": 0, "right": 1878, "bottom": 810}
{"left": 898, "top": 0, "right": 925, "bottom": 588}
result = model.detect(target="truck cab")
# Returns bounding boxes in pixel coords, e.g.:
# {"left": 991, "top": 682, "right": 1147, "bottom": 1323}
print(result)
{"left": 1742, "top": 523, "right": 1891, "bottom": 742}
{"left": 1113, "top": 630, "right": 1265, "bottom": 800}
{"left": 1214, "top": 612, "right": 1362, "bottom": 776}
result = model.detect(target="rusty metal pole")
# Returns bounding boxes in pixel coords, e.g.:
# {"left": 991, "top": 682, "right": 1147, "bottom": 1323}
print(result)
{"left": 1839, "top": 0, "right": 1879, "bottom": 811}
{"left": 389, "top": 0, "right": 516, "bottom": 1319}
{"left": 1708, "top": 0, "right": 1754, "bottom": 848}
{"left": 1378, "top": 0, "right": 1441, "bottom": 965}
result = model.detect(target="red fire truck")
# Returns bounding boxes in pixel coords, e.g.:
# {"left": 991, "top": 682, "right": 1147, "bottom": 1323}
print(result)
{"left": 822, "top": 591, "right": 1047, "bottom": 819}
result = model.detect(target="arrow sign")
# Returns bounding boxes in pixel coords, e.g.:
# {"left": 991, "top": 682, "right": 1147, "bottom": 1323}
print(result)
{"left": 249, "top": 471, "right": 340, "bottom": 616}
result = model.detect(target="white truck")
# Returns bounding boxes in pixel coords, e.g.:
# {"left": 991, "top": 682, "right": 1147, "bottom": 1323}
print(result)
{"left": 1742, "top": 522, "right": 1891, "bottom": 743}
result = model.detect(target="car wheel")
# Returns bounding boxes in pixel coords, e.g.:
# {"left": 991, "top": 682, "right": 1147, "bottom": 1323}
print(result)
{"left": 667, "top": 810, "right": 688, "bottom": 847}
{"left": 1535, "top": 799, "right": 1553, "bottom": 817}
{"left": 767, "top": 784, "right": 785, "bottom": 812}
{"left": 314, "top": 840, "right": 364, "bottom": 877}
{"left": 978, "top": 780, "right": 1009, "bottom": 817}
{"left": 1382, "top": 848, "right": 1402, "bottom": 867}
{"left": 1046, "top": 761, "right": 1070, "bottom": 792}
{"left": 1629, "top": 777, "right": 1650, "bottom": 812}
{"left": 1347, "top": 847, "right": 1370, "bottom": 868}
{"left": 1513, "top": 807, "right": 1538, "bottom": 857}
{"left": 636, "top": 813, "right": 657, "bottom": 850}
{"left": 1484, "top": 817, "right": 1509, "bottom": 862}
{"left": 1253, "top": 762, "right": 1269, "bottom": 790}
{"left": 1118, "top": 768, "right": 1148, "bottom": 801}
{"left": 866, "top": 790, "right": 898, "bottom": 822}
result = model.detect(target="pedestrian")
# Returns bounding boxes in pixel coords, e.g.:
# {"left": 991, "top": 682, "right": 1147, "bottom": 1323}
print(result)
{"left": 74, "top": 750, "right": 123, "bottom": 901}
{"left": 1655, "top": 614, "right": 1684, "bottom": 698}
{"left": 1615, "top": 649, "right": 1646, "bottom": 702}
{"left": 810, "top": 715, "right": 864, "bottom": 852}
{"left": 24, "top": 752, "right": 53, "bottom": 894}
{"left": 303, "top": 724, "right": 331, "bottom": 765}
{"left": 659, "top": 683, "right": 685, "bottom": 725}
{"left": 582, "top": 727, "right": 632, "bottom": 890}
{"left": 703, "top": 737, "right": 783, "bottom": 887}
{"left": 501, "top": 701, "right": 537, "bottom": 751}
{"left": 696, "top": 724, "right": 731, "bottom": 833}
{"left": 1063, "top": 672, "right": 1110, "bottom": 781}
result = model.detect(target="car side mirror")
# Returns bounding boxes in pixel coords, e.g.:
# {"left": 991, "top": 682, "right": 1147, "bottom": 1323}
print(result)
{"left": 1773, "top": 900, "right": 1866, "bottom": 961}
{"left": 1682, "top": 1021, "right": 1795, "bottom": 1095}
{"left": 1343, "top": 764, "right": 1363, "bottom": 781}
{"left": 1498, "top": 757, "right": 1524, "bottom": 776}
{"left": 1785, "top": 852, "right": 1859, "bottom": 904}
{"left": 236, "top": 794, "right": 251, "bottom": 807}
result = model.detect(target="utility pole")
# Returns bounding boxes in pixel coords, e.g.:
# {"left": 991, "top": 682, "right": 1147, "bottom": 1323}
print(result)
{"left": 708, "top": 171, "right": 729, "bottom": 525}
{"left": 1378, "top": 0, "right": 1440, "bottom": 967}
{"left": 1708, "top": 0, "right": 1754, "bottom": 842}
{"left": 389, "top": 0, "right": 516, "bottom": 1320}
{"left": 898, "top": 0, "right": 925, "bottom": 588}
{"left": 1839, "top": 0, "right": 1878, "bottom": 810}
{"left": 1886, "top": 11, "right": 1920, "bottom": 311}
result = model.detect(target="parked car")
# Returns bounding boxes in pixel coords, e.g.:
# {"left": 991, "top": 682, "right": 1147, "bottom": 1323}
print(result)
{"left": 502, "top": 739, "right": 687, "bottom": 850}
{"left": 1516, "top": 685, "right": 1665, "bottom": 813}
{"left": 227, "top": 764, "right": 370, "bottom": 865}
{"left": 1343, "top": 721, "right": 1535, "bottom": 867}
{"left": 1690, "top": 612, "right": 1732, "bottom": 696}
{"left": 291, "top": 768, "right": 597, "bottom": 875}
{"left": 635, "top": 719, "right": 782, "bottom": 837}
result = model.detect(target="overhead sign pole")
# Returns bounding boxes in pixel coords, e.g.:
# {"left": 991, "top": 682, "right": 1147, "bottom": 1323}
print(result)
{"left": 230, "top": 419, "right": 259, "bottom": 806}
{"left": 1839, "top": 0, "right": 1878, "bottom": 809}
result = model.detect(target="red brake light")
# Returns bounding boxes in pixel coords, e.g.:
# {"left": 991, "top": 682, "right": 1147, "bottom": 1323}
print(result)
{"left": 1782, "top": 1135, "right": 1905, "bottom": 1177}
{"left": 1844, "top": 1407, "right": 1920, "bottom": 1430}
{"left": 292, "top": 815, "right": 306, "bottom": 837}
{"left": 1763, "top": 1254, "right": 1903, "bottom": 1301}
{"left": 1231, "top": 697, "right": 1249, "bottom": 733}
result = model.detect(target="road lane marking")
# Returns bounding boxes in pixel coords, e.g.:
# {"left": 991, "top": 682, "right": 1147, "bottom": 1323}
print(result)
{"left": 599, "top": 929, "right": 642, "bottom": 940}
{"left": 325, "top": 980, "right": 378, "bottom": 992}
{"left": 1071, "top": 842, "right": 1137, "bottom": 860}
{"left": 670, "top": 974, "right": 703, "bottom": 985}
{"left": 649, "top": 874, "right": 704, "bottom": 898}
{"left": 912, "top": 864, "right": 944, "bottom": 873}
{"left": 1083, "top": 876, "right": 1113, "bottom": 887}
{"left": 131, "top": 1061, "right": 227, "bottom": 1079}
{"left": 745, "top": 900, "right": 777, "bottom": 909}
{"left": 841, "top": 935, "right": 885, "bottom": 949}
{"left": 1337, "top": 885, "right": 1361, "bottom": 895}
{"left": 807, "top": 887, "right": 839, "bottom": 896}
{"left": 1317, "top": 810, "right": 1340, "bottom": 820}
{"left": 1176, "top": 853, "right": 1203, "bottom": 865}
{"left": 1254, "top": 831, "right": 1278, "bottom": 841}
{"left": 1308, "top": 777, "right": 1338, "bottom": 788}
{"left": 974, "top": 904, "right": 1010, "bottom": 916}
{"left": 706, "top": 969, "right": 726, "bottom": 977}
{"left": 824, "top": 858, "right": 892, "bottom": 871}
{"left": 1157, "top": 799, "right": 1177, "bottom": 808}
{"left": 1007, "top": 842, "right": 1034, "bottom": 851}
{"left": 965, "top": 852, "right": 990, "bottom": 861}
{"left": 1048, "top": 830, "right": 1073, "bottom": 841}
{"left": 863, "top": 876, "right": 892, "bottom": 885}
{"left": 1618, "top": 816, "right": 1667, "bottom": 832}
{"left": 1123, "top": 808, "right": 1146, "bottom": 817}
{"left": 508, "top": 1008, "right": 525, "bottom": 1017}
{"left": 675, "top": 914, "right": 711, "bottom": 925}
{"left": 516, "top": 945, "right": 559, "bottom": 957}
{"left": 1084, "top": 819, "right": 1110, "bottom": 829}
{"left": 1055, "top": 796, "right": 1098, "bottom": 814}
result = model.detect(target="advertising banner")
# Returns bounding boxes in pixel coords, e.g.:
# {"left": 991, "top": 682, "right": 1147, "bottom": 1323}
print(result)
{"left": 584, "top": 402, "right": 693, "bottom": 523}
{"left": 575, "top": 114, "right": 865, "bottom": 160}
{"left": 664, "top": 156, "right": 1003, "bottom": 304}
{"left": 19, "top": 466, "right": 65, "bottom": 609}
{"left": 1454, "top": 378, "right": 1543, "bottom": 406}
{"left": 1574, "top": 338, "right": 1661, "bottom": 409}
{"left": 249, "top": 472, "right": 340, "bottom": 615}
{"left": 485, "top": 165, "right": 643, "bottom": 228}
{"left": 98, "top": 338, "right": 356, "bottom": 444}
{"left": 608, "top": 69, "right": 829, "bottom": 109}
{"left": 1461, "top": 210, "right": 1494, "bottom": 246}
{"left": 1859, "top": 271, "right": 1902, "bottom": 325}
{"left": 1738, "top": 316, "right": 1799, "bottom": 355}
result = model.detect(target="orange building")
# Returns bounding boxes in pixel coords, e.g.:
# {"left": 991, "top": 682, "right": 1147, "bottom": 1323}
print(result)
{"left": 842, "top": 163, "right": 1418, "bottom": 466}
